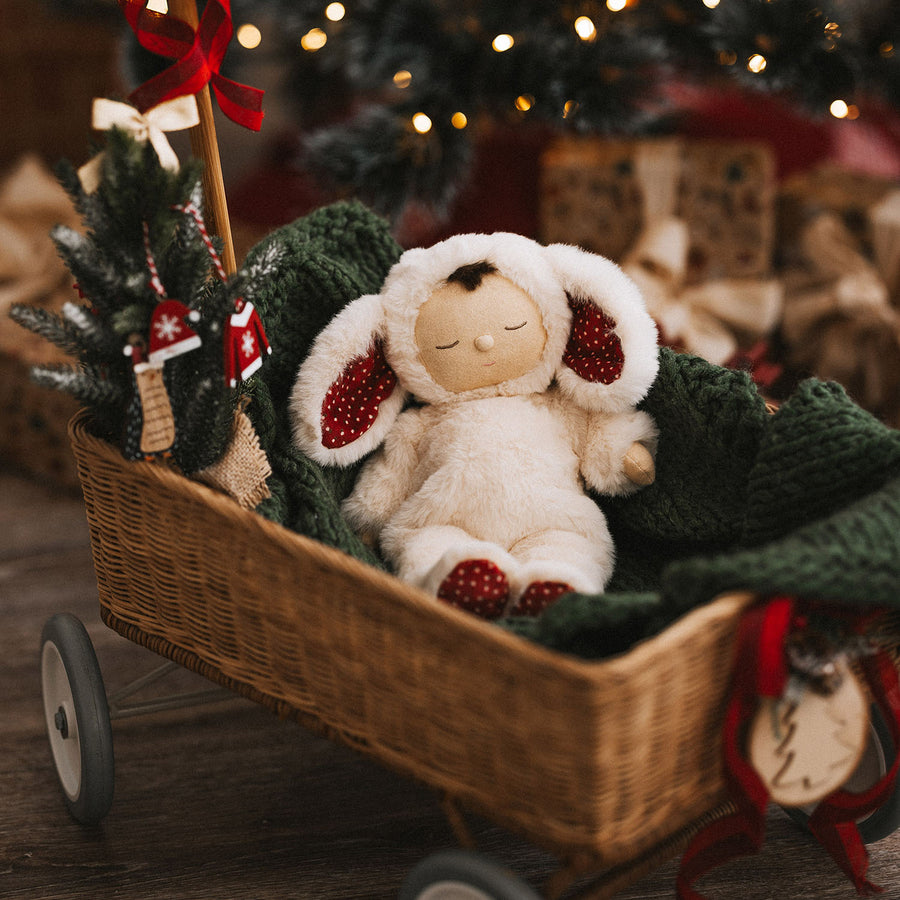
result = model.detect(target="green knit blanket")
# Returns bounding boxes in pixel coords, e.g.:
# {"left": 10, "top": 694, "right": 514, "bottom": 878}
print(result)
{"left": 243, "top": 202, "right": 900, "bottom": 659}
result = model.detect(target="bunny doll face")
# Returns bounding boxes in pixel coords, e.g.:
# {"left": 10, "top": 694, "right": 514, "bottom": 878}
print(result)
{"left": 290, "top": 232, "right": 661, "bottom": 468}
{"left": 414, "top": 270, "right": 548, "bottom": 394}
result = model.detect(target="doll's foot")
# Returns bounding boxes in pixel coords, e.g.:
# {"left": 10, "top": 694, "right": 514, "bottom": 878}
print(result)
{"left": 437, "top": 559, "right": 510, "bottom": 619}
{"left": 509, "top": 581, "right": 574, "bottom": 617}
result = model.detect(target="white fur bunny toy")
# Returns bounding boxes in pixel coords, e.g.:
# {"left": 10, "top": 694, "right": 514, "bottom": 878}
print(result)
{"left": 290, "top": 232, "right": 660, "bottom": 619}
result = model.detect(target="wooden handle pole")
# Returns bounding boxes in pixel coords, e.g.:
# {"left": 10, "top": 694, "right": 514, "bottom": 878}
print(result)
{"left": 166, "top": 0, "right": 237, "bottom": 276}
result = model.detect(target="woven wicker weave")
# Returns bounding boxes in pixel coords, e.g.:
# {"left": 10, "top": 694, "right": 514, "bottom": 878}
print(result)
{"left": 69, "top": 409, "right": 751, "bottom": 875}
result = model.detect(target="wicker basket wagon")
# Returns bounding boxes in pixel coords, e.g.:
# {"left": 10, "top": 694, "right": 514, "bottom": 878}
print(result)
{"left": 33, "top": 6, "right": 900, "bottom": 886}
{"left": 58, "top": 408, "right": 756, "bottom": 896}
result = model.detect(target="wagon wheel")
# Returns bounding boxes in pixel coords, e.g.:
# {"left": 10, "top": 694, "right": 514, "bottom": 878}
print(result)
{"left": 856, "top": 703, "right": 900, "bottom": 843}
{"left": 40, "top": 614, "right": 115, "bottom": 825}
{"left": 398, "top": 849, "right": 542, "bottom": 900}
{"left": 784, "top": 703, "right": 900, "bottom": 844}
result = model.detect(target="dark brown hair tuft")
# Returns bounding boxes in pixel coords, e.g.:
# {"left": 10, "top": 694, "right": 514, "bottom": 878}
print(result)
{"left": 445, "top": 260, "right": 498, "bottom": 291}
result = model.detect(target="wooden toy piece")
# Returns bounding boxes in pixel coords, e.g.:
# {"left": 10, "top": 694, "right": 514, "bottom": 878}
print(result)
{"left": 167, "top": 0, "right": 237, "bottom": 275}
{"left": 748, "top": 655, "right": 870, "bottom": 808}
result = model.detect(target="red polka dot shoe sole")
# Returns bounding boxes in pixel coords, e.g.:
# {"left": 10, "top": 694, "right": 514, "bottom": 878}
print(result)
{"left": 510, "top": 581, "right": 574, "bottom": 617}
{"left": 437, "top": 559, "right": 510, "bottom": 619}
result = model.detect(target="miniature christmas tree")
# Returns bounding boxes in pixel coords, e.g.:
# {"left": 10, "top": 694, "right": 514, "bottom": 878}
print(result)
{"left": 10, "top": 126, "right": 279, "bottom": 475}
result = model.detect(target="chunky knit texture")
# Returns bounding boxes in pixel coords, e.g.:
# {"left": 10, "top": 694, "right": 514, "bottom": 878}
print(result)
{"left": 242, "top": 202, "right": 900, "bottom": 659}
{"left": 241, "top": 202, "right": 402, "bottom": 564}
{"left": 506, "top": 377, "right": 900, "bottom": 658}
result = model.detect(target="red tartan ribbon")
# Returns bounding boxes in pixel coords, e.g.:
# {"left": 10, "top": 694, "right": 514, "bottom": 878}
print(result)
{"left": 118, "top": 0, "right": 264, "bottom": 131}
{"left": 677, "top": 596, "right": 900, "bottom": 899}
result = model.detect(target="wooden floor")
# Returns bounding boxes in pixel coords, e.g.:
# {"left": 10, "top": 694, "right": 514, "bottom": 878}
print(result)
{"left": 4, "top": 467, "right": 900, "bottom": 899}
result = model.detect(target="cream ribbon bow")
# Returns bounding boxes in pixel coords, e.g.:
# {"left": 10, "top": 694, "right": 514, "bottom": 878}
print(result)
{"left": 779, "top": 201, "right": 900, "bottom": 426}
{"left": 623, "top": 216, "right": 783, "bottom": 365}
{"left": 77, "top": 96, "right": 200, "bottom": 193}
{"left": 780, "top": 210, "right": 898, "bottom": 346}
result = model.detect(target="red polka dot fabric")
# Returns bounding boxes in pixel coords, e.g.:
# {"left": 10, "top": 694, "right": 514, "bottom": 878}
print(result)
{"left": 437, "top": 559, "right": 509, "bottom": 619}
{"left": 321, "top": 340, "right": 398, "bottom": 449}
{"left": 562, "top": 295, "right": 624, "bottom": 385}
{"left": 511, "top": 581, "right": 573, "bottom": 617}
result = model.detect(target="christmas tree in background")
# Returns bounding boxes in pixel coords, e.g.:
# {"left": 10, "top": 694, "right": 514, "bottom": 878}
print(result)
{"left": 55, "top": 0, "right": 896, "bottom": 220}
{"left": 210, "top": 0, "right": 899, "bottom": 219}
{"left": 10, "top": 125, "right": 279, "bottom": 475}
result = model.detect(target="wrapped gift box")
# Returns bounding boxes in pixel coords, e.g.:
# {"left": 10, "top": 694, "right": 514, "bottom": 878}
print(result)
{"left": 539, "top": 136, "right": 777, "bottom": 283}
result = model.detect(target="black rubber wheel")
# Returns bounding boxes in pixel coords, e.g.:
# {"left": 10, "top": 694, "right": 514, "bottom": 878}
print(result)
{"left": 398, "top": 849, "right": 542, "bottom": 900}
{"left": 40, "top": 614, "right": 115, "bottom": 825}
{"left": 784, "top": 703, "right": 900, "bottom": 844}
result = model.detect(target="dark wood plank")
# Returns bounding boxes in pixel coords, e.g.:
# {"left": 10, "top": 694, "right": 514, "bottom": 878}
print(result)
{"left": 3, "top": 470, "right": 900, "bottom": 899}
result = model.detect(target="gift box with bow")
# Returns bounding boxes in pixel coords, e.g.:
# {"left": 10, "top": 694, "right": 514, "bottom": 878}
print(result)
{"left": 781, "top": 186, "right": 900, "bottom": 428}
{"left": 540, "top": 137, "right": 783, "bottom": 369}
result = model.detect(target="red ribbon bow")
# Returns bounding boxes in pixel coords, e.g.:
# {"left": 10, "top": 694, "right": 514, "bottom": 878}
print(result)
{"left": 677, "top": 596, "right": 900, "bottom": 899}
{"left": 119, "top": 0, "right": 264, "bottom": 131}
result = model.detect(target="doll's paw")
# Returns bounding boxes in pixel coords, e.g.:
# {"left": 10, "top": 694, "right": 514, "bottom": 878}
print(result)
{"left": 509, "top": 581, "right": 574, "bottom": 617}
{"left": 623, "top": 441, "right": 655, "bottom": 486}
{"left": 437, "top": 559, "right": 510, "bottom": 619}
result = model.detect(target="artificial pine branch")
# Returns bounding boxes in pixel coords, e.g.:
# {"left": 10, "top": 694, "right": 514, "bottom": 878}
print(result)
{"left": 303, "top": 104, "right": 474, "bottom": 218}
{"left": 31, "top": 363, "right": 127, "bottom": 410}
{"left": 12, "top": 128, "right": 244, "bottom": 472}
{"left": 61, "top": 301, "right": 121, "bottom": 357}
{"left": 238, "top": 241, "right": 285, "bottom": 295}
{"left": 50, "top": 225, "right": 128, "bottom": 317}
{"left": 8, "top": 304, "right": 89, "bottom": 360}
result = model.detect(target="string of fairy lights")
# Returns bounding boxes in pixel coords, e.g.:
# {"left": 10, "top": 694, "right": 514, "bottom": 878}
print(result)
{"left": 229, "top": 1, "right": 895, "bottom": 130}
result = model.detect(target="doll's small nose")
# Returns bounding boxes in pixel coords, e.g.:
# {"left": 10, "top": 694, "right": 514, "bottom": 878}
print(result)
{"left": 474, "top": 333, "right": 495, "bottom": 352}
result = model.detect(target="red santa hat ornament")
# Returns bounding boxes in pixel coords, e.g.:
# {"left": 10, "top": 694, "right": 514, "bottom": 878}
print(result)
{"left": 148, "top": 299, "right": 202, "bottom": 365}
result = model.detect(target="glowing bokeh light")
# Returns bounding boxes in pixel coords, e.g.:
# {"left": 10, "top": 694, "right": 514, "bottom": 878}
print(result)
{"left": 393, "top": 70, "right": 413, "bottom": 88}
{"left": 747, "top": 53, "right": 767, "bottom": 73}
{"left": 574, "top": 16, "right": 597, "bottom": 40}
{"left": 301, "top": 28, "right": 328, "bottom": 51}
{"left": 515, "top": 94, "right": 534, "bottom": 112}
{"left": 236, "top": 24, "right": 262, "bottom": 50}
{"left": 412, "top": 112, "right": 433, "bottom": 134}
{"left": 830, "top": 99, "right": 849, "bottom": 118}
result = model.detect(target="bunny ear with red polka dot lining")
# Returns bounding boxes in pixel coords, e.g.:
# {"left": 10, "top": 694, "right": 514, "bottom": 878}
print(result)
{"left": 290, "top": 292, "right": 407, "bottom": 467}
{"left": 321, "top": 340, "right": 397, "bottom": 449}
{"left": 545, "top": 242, "right": 660, "bottom": 414}
{"left": 563, "top": 294, "right": 625, "bottom": 386}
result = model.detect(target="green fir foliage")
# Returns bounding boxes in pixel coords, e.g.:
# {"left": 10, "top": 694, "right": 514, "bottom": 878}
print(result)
{"left": 9, "top": 128, "right": 280, "bottom": 474}
{"left": 223, "top": 0, "right": 899, "bottom": 218}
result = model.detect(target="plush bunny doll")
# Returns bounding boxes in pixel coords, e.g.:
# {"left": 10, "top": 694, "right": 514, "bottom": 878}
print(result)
{"left": 291, "top": 233, "right": 660, "bottom": 618}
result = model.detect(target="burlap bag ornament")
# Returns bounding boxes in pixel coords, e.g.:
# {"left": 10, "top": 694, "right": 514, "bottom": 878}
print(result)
{"left": 194, "top": 398, "right": 272, "bottom": 509}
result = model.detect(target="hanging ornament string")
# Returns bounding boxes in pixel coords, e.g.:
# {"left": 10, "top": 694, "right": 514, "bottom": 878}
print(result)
{"left": 118, "top": 0, "right": 264, "bottom": 132}
{"left": 142, "top": 220, "right": 203, "bottom": 367}
{"left": 142, "top": 221, "right": 168, "bottom": 299}
{"left": 173, "top": 201, "right": 227, "bottom": 281}
{"left": 172, "top": 202, "right": 271, "bottom": 387}
{"left": 676, "top": 597, "right": 900, "bottom": 899}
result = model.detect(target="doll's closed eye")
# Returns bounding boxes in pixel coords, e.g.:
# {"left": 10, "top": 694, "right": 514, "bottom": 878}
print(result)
{"left": 505, "top": 321, "right": 527, "bottom": 331}
{"left": 435, "top": 339, "right": 460, "bottom": 350}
